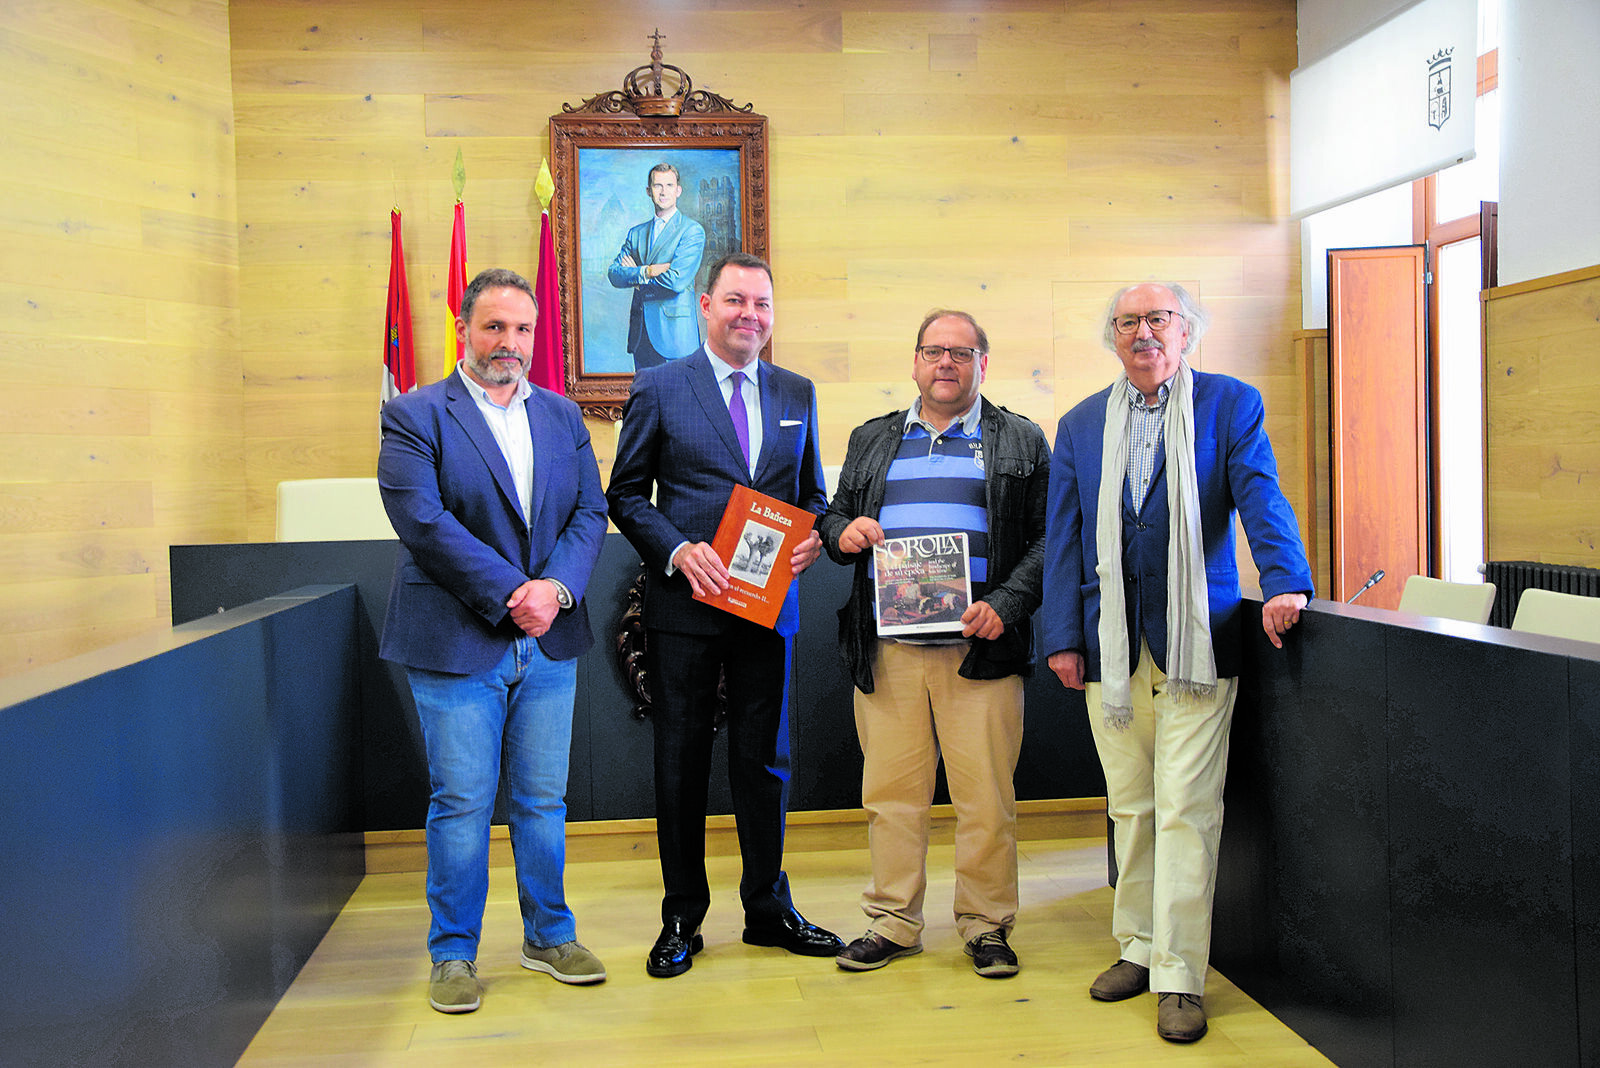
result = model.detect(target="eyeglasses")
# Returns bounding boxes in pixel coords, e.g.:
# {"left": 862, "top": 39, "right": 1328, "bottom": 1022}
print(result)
{"left": 1111, "top": 310, "right": 1182, "bottom": 335}
{"left": 915, "top": 345, "right": 982, "bottom": 364}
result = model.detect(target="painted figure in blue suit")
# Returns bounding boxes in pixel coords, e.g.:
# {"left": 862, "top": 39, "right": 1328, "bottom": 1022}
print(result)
{"left": 608, "top": 251, "right": 845, "bottom": 978}
{"left": 607, "top": 162, "right": 706, "bottom": 371}
{"left": 378, "top": 268, "right": 609, "bottom": 1014}
{"left": 1041, "top": 283, "right": 1313, "bottom": 1043}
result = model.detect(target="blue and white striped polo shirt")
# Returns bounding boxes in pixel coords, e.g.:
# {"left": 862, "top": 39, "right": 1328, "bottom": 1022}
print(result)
{"left": 877, "top": 398, "right": 990, "bottom": 596}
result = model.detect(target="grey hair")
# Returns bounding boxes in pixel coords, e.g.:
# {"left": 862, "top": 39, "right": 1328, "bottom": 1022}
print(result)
{"left": 1101, "top": 282, "right": 1209, "bottom": 356}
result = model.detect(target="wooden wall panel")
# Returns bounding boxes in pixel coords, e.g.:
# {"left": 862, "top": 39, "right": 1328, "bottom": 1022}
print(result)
{"left": 230, "top": 0, "right": 1307, "bottom": 547}
{"left": 1297, "top": 331, "right": 1333, "bottom": 596}
{"left": 0, "top": 0, "right": 241, "bottom": 676}
{"left": 0, "top": 0, "right": 1311, "bottom": 676}
{"left": 1485, "top": 266, "right": 1600, "bottom": 565}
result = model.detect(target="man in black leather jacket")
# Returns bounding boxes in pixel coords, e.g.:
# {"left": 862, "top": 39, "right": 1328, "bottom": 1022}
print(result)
{"left": 817, "top": 309, "right": 1050, "bottom": 979}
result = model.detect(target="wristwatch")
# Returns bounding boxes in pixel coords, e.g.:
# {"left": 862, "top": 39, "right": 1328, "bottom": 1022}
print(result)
{"left": 546, "top": 578, "right": 574, "bottom": 610}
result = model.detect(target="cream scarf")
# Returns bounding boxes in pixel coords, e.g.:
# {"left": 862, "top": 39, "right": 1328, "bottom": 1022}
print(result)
{"left": 1094, "top": 359, "right": 1216, "bottom": 730}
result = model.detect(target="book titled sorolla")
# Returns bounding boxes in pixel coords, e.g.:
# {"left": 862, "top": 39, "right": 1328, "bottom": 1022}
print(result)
{"left": 691, "top": 484, "right": 818, "bottom": 630}
{"left": 873, "top": 532, "right": 972, "bottom": 638}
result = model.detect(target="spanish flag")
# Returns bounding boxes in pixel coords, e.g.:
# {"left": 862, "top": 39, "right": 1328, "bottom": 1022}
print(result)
{"left": 444, "top": 198, "right": 467, "bottom": 376}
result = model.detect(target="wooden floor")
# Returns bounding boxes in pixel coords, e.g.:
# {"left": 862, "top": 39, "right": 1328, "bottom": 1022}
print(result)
{"left": 238, "top": 836, "right": 1333, "bottom": 1066}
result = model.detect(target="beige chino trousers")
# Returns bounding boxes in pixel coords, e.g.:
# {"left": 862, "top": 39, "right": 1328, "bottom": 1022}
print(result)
{"left": 854, "top": 640, "right": 1024, "bottom": 946}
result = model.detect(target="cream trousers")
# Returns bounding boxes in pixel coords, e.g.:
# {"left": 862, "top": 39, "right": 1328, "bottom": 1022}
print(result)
{"left": 1086, "top": 640, "right": 1238, "bottom": 995}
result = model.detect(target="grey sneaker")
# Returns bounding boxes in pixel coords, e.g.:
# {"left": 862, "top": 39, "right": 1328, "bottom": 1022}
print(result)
{"left": 428, "top": 959, "right": 481, "bottom": 1013}
{"left": 521, "top": 939, "right": 608, "bottom": 984}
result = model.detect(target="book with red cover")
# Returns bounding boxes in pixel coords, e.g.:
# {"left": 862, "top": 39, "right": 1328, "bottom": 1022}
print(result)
{"left": 691, "top": 484, "right": 818, "bottom": 629}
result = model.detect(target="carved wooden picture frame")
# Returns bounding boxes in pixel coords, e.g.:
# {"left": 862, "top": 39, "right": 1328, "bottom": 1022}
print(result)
{"left": 550, "top": 92, "right": 769, "bottom": 419}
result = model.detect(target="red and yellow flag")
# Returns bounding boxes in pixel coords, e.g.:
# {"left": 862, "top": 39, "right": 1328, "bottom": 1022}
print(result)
{"left": 530, "top": 159, "right": 565, "bottom": 394}
{"left": 381, "top": 208, "right": 416, "bottom": 407}
{"left": 444, "top": 199, "right": 467, "bottom": 376}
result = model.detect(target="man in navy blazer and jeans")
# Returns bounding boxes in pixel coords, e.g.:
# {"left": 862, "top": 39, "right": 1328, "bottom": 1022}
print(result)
{"left": 379, "top": 268, "right": 608, "bottom": 1014}
{"left": 608, "top": 251, "right": 844, "bottom": 977}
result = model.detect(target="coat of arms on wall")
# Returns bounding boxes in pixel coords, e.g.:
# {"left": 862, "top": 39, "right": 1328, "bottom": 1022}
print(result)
{"left": 1427, "top": 47, "right": 1454, "bottom": 130}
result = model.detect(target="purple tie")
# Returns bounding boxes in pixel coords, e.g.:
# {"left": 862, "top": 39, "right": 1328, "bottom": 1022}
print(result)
{"left": 729, "top": 370, "right": 751, "bottom": 469}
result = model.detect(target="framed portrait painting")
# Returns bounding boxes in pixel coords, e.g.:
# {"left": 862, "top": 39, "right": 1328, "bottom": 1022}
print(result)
{"left": 550, "top": 105, "right": 769, "bottom": 419}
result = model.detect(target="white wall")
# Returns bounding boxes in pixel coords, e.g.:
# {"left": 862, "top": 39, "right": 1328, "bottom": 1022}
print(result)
{"left": 1300, "top": 186, "right": 1414, "bottom": 330}
{"left": 1497, "top": 0, "right": 1600, "bottom": 284}
{"left": 1298, "top": 0, "right": 1600, "bottom": 288}
{"left": 1295, "top": 0, "right": 1427, "bottom": 329}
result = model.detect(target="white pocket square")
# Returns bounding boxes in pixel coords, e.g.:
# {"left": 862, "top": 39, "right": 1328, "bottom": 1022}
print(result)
{"left": 780, "top": 419, "right": 803, "bottom": 427}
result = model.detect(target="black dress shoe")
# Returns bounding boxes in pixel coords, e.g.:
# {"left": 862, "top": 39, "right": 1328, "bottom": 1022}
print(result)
{"left": 741, "top": 908, "right": 844, "bottom": 957}
{"left": 646, "top": 920, "right": 703, "bottom": 978}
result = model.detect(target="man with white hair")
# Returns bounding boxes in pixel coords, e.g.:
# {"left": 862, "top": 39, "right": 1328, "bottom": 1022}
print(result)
{"left": 1040, "top": 283, "right": 1312, "bottom": 1042}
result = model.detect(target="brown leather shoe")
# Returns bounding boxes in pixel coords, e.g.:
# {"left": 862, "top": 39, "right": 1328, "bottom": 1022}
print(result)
{"left": 1089, "top": 959, "right": 1149, "bottom": 1001}
{"left": 1157, "top": 992, "right": 1207, "bottom": 1042}
{"left": 835, "top": 931, "right": 921, "bottom": 971}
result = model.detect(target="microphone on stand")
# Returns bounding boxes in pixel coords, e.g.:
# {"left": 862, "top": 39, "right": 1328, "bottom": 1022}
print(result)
{"left": 1345, "top": 569, "right": 1386, "bottom": 604}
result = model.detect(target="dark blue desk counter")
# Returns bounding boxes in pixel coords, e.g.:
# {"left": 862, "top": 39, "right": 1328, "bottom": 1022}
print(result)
{"left": 1216, "top": 598, "right": 1600, "bottom": 1067}
{"left": 0, "top": 586, "right": 363, "bottom": 1067}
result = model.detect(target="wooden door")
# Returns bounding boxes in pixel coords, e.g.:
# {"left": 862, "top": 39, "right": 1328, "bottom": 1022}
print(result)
{"left": 1328, "top": 245, "right": 1429, "bottom": 608}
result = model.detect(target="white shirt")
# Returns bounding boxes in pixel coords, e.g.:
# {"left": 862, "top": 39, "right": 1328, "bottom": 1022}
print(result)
{"left": 663, "top": 352, "right": 763, "bottom": 577}
{"left": 457, "top": 363, "right": 534, "bottom": 525}
{"left": 641, "top": 209, "right": 678, "bottom": 280}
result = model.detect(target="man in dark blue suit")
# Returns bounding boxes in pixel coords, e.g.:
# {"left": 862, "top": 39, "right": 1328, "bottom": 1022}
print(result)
{"left": 606, "top": 162, "right": 706, "bottom": 370}
{"left": 1041, "top": 283, "right": 1312, "bottom": 1043}
{"left": 608, "top": 251, "right": 844, "bottom": 977}
{"left": 378, "top": 268, "right": 608, "bottom": 1014}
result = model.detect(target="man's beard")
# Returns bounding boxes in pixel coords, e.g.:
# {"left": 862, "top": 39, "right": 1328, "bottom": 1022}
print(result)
{"left": 468, "top": 347, "right": 527, "bottom": 385}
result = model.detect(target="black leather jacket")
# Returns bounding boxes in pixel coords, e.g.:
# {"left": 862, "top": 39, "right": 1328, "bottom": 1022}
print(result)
{"left": 818, "top": 397, "right": 1051, "bottom": 693}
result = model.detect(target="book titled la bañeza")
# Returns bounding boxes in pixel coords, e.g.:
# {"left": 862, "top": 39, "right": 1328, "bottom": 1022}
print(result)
{"left": 873, "top": 532, "right": 972, "bottom": 637}
{"left": 691, "top": 484, "right": 818, "bottom": 630}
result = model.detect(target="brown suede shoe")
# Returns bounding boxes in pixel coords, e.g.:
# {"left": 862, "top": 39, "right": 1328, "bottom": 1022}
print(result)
{"left": 1157, "top": 992, "right": 1207, "bottom": 1042}
{"left": 1089, "top": 959, "right": 1149, "bottom": 1001}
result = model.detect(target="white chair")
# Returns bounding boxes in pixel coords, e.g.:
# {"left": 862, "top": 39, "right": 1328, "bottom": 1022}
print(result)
{"left": 1397, "top": 575, "right": 1497, "bottom": 625}
{"left": 1510, "top": 588, "right": 1600, "bottom": 643}
{"left": 275, "top": 478, "right": 396, "bottom": 541}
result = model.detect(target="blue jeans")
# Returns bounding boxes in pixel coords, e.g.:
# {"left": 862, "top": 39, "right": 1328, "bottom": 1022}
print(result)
{"left": 408, "top": 636, "right": 577, "bottom": 962}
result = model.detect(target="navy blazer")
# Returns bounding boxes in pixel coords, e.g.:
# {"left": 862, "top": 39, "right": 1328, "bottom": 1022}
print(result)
{"left": 607, "top": 348, "right": 827, "bottom": 637}
{"left": 377, "top": 369, "right": 607, "bottom": 674}
{"left": 1040, "top": 370, "right": 1313, "bottom": 681}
